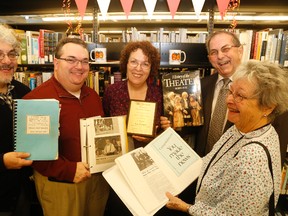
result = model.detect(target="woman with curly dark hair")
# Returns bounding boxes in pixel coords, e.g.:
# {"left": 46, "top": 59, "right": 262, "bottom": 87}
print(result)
{"left": 102, "top": 41, "right": 163, "bottom": 149}
{"left": 103, "top": 41, "right": 163, "bottom": 216}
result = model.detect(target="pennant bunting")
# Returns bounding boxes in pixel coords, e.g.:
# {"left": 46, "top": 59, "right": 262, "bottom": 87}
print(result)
{"left": 75, "top": 0, "right": 88, "bottom": 19}
{"left": 191, "top": 0, "right": 205, "bottom": 18}
{"left": 97, "top": 0, "right": 111, "bottom": 19}
{"left": 143, "top": 0, "right": 157, "bottom": 19}
{"left": 216, "top": 0, "right": 230, "bottom": 19}
{"left": 167, "top": 0, "right": 180, "bottom": 19}
{"left": 120, "top": 0, "right": 134, "bottom": 19}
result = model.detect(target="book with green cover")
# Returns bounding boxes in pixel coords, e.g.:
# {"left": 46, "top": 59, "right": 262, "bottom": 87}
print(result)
{"left": 13, "top": 99, "right": 59, "bottom": 160}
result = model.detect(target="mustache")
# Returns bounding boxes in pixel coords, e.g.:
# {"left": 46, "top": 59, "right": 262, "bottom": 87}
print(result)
{"left": 0, "top": 65, "right": 15, "bottom": 70}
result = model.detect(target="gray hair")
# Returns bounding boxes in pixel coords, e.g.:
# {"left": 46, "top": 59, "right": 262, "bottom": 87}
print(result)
{"left": 232, "top": 60, "right": 288, "bottom": 120}
{"left": 205, "top": 30, "right": 241, "bottom": 52}
{"left": 0, "top": 24, "right": 21, "bottom": 53}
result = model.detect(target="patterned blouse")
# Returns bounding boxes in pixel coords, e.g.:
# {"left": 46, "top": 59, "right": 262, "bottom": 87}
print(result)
{"left": 189, "top": 124, "right": 281, "bottom": 216}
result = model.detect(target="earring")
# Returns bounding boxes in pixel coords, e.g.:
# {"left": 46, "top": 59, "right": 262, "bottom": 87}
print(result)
{"left": 263, "top": 114, "right": 267, "bottom": 117}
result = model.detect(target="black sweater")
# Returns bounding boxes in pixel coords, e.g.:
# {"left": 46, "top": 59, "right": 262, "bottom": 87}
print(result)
{"left": 0, "top": 79, "right": 30, "bottom": 211}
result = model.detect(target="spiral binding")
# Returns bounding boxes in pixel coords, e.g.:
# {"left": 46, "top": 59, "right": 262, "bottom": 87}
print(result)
{"left": 12, "top": 100, "right": 18, "bottom": 151}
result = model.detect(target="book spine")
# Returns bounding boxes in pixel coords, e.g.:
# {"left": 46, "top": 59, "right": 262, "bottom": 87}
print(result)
{"left": 252, "top": 32, "right": 259, "bottom": 59}
{"left": 279, "top": 31, "right": 288, "bottom": 66}
{"left": 39, "top": 30, "right": 45, "bottom": 60}
{"left": 249, "top": 31, "right": 256, "bottom": 59}
{"left": 274, "top": 32, "right": 283, "bottom": 64}
{"left": 26, "top": 32, "right": 32, "bottom": 64}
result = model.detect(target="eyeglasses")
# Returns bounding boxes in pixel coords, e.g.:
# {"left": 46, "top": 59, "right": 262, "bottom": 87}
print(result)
{"left": 0, "top": 51, "right": 19, "bottom": 61}
{"left": 209, "top": 45, "right": 239, "bottom": 57}
{"left": 57, "top": 57, "right": 89, "bottom": 66}
{"left": 227, "top": 89, "right": 253, "bottom": 103}
{"left": 128, "top": 59, "right": 151, "bottom": 70}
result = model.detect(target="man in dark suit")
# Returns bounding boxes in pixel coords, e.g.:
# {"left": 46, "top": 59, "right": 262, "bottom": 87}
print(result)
{"left": 161, "top": 31, "right": 244, "bottom": 157}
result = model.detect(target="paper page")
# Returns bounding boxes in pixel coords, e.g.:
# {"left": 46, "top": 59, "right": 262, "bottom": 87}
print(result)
{"left": 103, "top": 165, "right": 161, "bottom": 216}
{"left": 145, "top": 127, "right": 202, "bottom": 191}
{"left": 116, "top": 147, "right": 177, "bottom": 214}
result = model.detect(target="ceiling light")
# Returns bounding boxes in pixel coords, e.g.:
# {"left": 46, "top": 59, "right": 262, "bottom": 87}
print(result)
{"left": 42, "top": 12, "right": 288, "bottom": 22}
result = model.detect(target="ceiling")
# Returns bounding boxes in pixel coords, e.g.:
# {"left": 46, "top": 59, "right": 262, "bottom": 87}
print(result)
{"left": 0, "top": 0, "right": 287, "bottom": 32}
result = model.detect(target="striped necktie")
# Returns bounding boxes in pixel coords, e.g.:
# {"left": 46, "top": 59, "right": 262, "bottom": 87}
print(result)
{"left": 206, "top": 78, "right": 230, "bottom": 154}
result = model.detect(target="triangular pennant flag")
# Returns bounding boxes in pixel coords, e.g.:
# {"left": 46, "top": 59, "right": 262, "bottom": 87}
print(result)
{"left": 97, "top": 0, "right": 111, "bottom": 19}
{"left": 143, "top": 0, "right": 157, "bottom": 19}
{"left": 216, "top": 0, "right": 230, "bottom": 19}
{"left": 120, "top": 0, "right": 134, "bottom": 19}
{"left": 167, "top": 0, "right": 180, "bottom": 19}
{"left": 191, "top": 0, "right": 205, "bottom": 18}
{"left": 75, "top": 0, "right": 89, "bottom": 19}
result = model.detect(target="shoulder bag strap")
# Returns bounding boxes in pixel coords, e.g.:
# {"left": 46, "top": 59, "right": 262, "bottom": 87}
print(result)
{"left": 234, "top": 141, "right": 275, "bottom": 216}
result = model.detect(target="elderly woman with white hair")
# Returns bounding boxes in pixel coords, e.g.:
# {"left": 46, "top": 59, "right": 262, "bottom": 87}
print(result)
{"left": 166, "top": 60, "right": 288, "bottom": 216}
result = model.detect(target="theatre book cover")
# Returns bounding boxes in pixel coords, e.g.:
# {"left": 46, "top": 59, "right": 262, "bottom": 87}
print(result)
{"left": 161, "top": 70, "right": 204, "bottom": 130}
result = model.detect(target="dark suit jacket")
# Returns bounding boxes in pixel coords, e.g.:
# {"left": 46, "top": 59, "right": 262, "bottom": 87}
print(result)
{"left": 195, "top": 73, "right": 288, "bottom": 166}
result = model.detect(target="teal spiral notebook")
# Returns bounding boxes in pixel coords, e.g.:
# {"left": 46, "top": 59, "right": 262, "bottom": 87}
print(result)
{"left": 13, "top": 99, "right": 59, "bottom": 160}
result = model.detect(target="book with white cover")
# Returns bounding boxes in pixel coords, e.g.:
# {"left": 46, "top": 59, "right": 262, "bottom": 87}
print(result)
{"left": 103, "top": 127, "right": 202, "bottom": 216}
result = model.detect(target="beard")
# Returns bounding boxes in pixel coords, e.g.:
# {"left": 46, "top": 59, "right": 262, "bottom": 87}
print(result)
{"left": 0, "top": 76, "right": 13, "bottom": 84}
{"left": 0, "top": 64, "right": 15, "bottom": 85}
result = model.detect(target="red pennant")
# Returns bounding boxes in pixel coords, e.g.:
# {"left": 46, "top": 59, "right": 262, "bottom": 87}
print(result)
{"left": 120, "top": 0, "right": 134, "bottom": 19}
{"left": 75, "top": 0, "right": 88, "bottom": 19}
{"left": 167, "top": 0, "right": 180, "bottom": 19}
{"left": 216, "top": 0, "right": 230, "bottom": 19}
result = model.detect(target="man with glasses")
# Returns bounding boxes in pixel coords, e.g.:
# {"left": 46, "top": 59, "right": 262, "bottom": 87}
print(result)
{"left": 23, "top": 37, "right": 109, "bottom": 216}
{"left": 0, "top": 24, "right": 33, "bottom": 216}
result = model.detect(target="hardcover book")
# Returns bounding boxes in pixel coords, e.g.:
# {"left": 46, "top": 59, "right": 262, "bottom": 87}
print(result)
{"left": 80, "top": 115, "right": 128, "bottom": 173}
{"left": 13, "top": 99, "right": 59, "bottom": 160}
{"left": 103, "top": 127, "right": 203, "bottom": 216}
{"left": 162, "top": 70, "right": 204, "bottom": 130}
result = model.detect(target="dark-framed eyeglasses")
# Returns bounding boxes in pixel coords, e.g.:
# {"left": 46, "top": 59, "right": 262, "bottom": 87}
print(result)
{"left": 56, "top": 57, "right": 89, "bottom": 66}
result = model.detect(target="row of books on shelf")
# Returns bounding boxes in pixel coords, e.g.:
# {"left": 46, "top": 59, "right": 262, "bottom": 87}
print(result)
{"left": 238, "top": 28, "right": 288, "bottom": 66}
{"left": 14, "top": 70, "right": 114, "bottom": 97}
{"left": 85, "top": 70, "right": 123, "bottom": 97}
{"left": 99, "top": 27, "right": 207, "bottom": 43}
{"left": 14, "top": 70, "right": 114, "bottom": 94}
{"left": 14, "top": 72, "right": 53, "bottom": 89}
{"left": 14, "top": 29, "right": 94, "bottom": 65}
{"left": 280, "top": 158, "right": 288, "bottom": 195}
{"left": 15, "top": 29, "right": 66, "bottom": 65}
